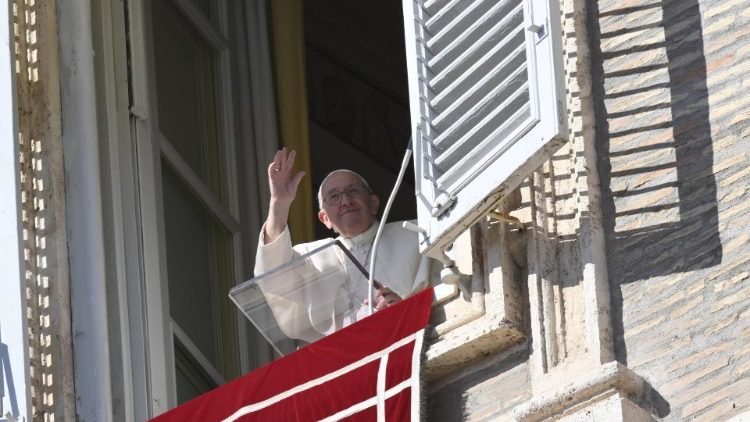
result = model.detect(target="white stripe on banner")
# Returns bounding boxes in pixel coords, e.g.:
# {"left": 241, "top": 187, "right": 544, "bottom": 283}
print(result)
{"left": 222, "top": 330, "right": 422, "bottom": 422}
{"left": 411, "top": 329, "right": 424, "bottom": 422}
{"left": 376, "top": 354, "right": 389, "bottom": 421}
{"left": 318, "top": 378, "right": 412, "bottom": 422}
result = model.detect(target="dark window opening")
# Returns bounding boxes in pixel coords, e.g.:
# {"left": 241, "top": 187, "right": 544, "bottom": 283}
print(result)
{"left": 303, "top": 1, "right": 416, "bottom": 239}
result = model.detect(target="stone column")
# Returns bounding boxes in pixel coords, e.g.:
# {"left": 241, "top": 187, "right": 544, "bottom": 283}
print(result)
{"left": 513, "top": 0, "right": 656, "bottom": 420}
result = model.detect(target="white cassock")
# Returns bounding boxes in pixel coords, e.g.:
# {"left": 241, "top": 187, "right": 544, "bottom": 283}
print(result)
{"left": 254, "top": 221, "right": 437, "bottom": 343}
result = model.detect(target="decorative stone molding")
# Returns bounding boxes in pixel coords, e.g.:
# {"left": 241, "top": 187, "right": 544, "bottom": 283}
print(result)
{"left": 513, "top": 362, "right": 653, "bottom": 421}
{"left": 425, "top": 197, "right": 526, "bottom": 381}
{"left": 12, "top": 0, "right": 76, "bottom": 420}
{"left": 521, "top": 0, "right": 616, "bottom": 386}
{"left": 512, "top": 0, "right": 660, "bottom": 420}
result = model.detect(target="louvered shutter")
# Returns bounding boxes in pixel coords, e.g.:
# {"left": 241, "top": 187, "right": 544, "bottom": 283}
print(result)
{"left": 403, "top": 0, "right": 567, "bottom": 256}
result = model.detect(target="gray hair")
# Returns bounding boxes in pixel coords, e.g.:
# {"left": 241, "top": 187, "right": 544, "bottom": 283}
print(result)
{"left": 317, "top": 169, "right": 372, "bottom": 209}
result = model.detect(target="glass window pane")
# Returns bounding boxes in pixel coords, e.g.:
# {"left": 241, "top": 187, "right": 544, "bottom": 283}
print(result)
{"left": 174, "top": 339, "right": 217, "bottom": 404}
{"left": 152, "top": 0, "right": 224, "bottom": 200}
{"left": 162, "top": 163, "right": 237, "bottom": 379}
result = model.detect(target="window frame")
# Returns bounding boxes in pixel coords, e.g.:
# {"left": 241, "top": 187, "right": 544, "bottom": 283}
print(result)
{"left": 127, "top": 0, "right": 248, "bottom": 412}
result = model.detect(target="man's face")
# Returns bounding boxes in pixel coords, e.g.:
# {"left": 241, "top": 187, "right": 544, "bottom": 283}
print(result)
{"left": 318, "top": 172, "right": 379, "bottom": 238}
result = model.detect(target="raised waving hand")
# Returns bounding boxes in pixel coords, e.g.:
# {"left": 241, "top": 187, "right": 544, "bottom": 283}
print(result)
{"left": 264, "top": 148, "right": 305, "bottom": 243}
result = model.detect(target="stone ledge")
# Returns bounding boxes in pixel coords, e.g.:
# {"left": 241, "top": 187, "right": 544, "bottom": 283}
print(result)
{"left": 424, "top": 317, "right": 524, "bottom": 381}
{"left": 513, "top": 362, "right": 653, "bottom": 421}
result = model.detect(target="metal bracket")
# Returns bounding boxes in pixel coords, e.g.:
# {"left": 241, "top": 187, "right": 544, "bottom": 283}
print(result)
{"left": 488, "top": 210, "right": 523, "bottom": 228}
{"left": 129, "top": 105, "right": 148, "bottom": 121}
{"left": 402, "top": 221, "right": 430, "bottom": 246}
{"left": 431, "top": 193, "right": 456, "bottom": 217}
{"left": 526, "top": 22, "right": 547, "bottom": 42}
{"left": 402, "top": 221, "right": 427, "bottom": 236}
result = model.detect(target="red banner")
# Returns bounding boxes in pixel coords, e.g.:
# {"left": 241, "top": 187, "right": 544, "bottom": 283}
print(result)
{"left": 151, "top": 288, "right": 433, "bottom": 421}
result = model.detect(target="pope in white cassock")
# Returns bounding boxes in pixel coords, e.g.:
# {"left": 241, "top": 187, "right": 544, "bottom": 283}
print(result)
{"left": 254, "top": 148, "right": 436, "bottom": 343}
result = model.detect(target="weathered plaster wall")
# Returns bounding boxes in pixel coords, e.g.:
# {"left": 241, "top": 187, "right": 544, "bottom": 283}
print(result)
{"left": 12, "top": 0, "right": 76, "bottom": 419}
{"left": 592, "top": 0, "right": 750, "bottom": 420}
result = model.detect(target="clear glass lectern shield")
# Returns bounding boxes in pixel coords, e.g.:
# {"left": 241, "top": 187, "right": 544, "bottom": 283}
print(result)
{"left": 229, "top": 240, "right": 378, "bottom": 357}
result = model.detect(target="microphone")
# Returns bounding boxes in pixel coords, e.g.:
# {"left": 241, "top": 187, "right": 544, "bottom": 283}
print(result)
{"left": 367, "top": 136, "right": 413, "bottom": 315}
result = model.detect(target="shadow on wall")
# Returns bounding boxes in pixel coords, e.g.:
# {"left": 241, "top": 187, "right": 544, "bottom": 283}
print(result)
{"left": 590, "top": 0, "right": 722, "bottom": 363}
{"left": 427, "top": 346, "right": 531, "bottom": 421}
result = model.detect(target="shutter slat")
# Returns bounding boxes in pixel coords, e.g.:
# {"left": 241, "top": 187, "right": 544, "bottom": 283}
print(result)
{"left": 432, "top": 51, "right": 526, "bottom": 132}
{"left": 436, "top": 103, "right": 532, "bottom": 188}
{"left": 424, "top": 0, "right": 451, "bottom": 16}
{"left": 433, "top": 84, "right": 531, "bottom": 174}
{"left": 416, "top": 0, "right": 530, "bottom": 186}
{"left": 432, "top": 73, "right": 529, "bottom": 156}
{"left": 425, "top": 0, "right": 489, "bottom": 51}
{"left": 430, "top": 28, "right": 525, "bottom": 116}
{"left": 424, "top": 0, "right": 469, "bottom": 35}
{"left": 427, "top": 0, "right": 520, "bottom": 75}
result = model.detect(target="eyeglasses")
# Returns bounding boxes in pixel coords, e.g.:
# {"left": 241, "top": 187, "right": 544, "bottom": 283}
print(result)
{"left": 323, "top": 184, "right": 370, "bottom": 206}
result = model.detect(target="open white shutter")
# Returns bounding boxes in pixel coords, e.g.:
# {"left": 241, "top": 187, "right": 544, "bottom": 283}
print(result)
{"left": 403, "top": 0, "right": 567, "bottom": 256}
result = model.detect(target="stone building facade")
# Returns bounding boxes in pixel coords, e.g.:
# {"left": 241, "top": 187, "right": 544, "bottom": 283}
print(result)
{"left": 1, "top": 0, "right": 748, "bottom": 420}
{"left": 425, "top": 0, "right": 750, "bottom": 420}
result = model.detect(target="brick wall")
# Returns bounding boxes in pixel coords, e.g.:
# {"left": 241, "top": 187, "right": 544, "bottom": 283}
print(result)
{"left": 428, "top": 347, "right": 531, "bottom": 421}
{"left": 593, "top": 0, "right": 750, "bottom": 420}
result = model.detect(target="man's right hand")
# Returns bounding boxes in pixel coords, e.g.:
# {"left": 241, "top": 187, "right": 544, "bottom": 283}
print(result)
{"left": 373, "top": 287, "right": 402, "bottom": 311}
{"left": 264, "top": 148, "right": 305, "bottom": 243}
